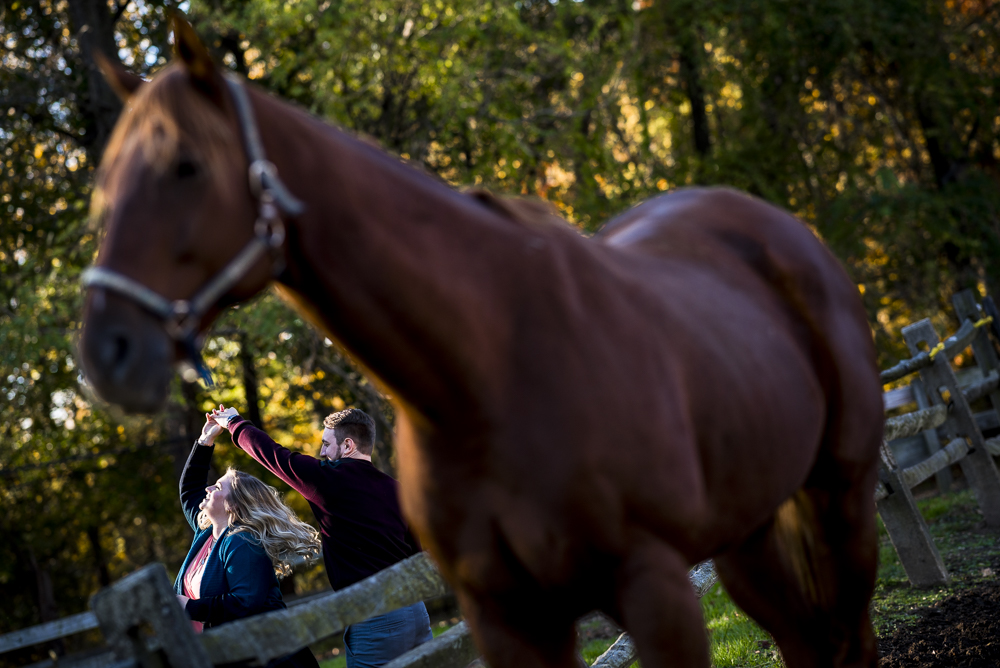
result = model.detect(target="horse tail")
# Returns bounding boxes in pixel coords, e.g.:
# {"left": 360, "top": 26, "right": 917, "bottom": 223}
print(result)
{"left": 772, "top": 489, "right": 835, "bottom": 610}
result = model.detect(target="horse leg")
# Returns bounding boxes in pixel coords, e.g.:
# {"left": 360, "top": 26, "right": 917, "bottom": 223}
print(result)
{"left": 613, "top": 538, "right": 710, "bottom": 668}
{"left": 457, "top": 589, "right": 579, "bottom": 668}
{"left": 713, "top": 479, "right": 879, "bottom": 668}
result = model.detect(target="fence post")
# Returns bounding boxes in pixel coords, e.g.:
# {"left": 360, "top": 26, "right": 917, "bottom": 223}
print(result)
{"left": 875, "top": 440, "right": 949, "bottom": 587}
{"left": 903, "top": 319, "right": 1000, "bottom": 527}
{"left": 952, "top": 289, "right": 1000, "bottom": 423}
{"left": 90, "top": 563, "right": 211, "bottom": 668}
{"left": 911, "top": 378, "right": 952, "bottom": 492}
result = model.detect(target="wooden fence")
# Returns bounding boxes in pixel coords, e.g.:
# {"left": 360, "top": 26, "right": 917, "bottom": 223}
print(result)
{"left": 873, "top": 289, "right": 1000, "bottom": 587}
{"left": 0, "top": 553, "right": 719, "bottom": 668}
{"left": 7, "top": 289, "right": 1000, "bottom": 667}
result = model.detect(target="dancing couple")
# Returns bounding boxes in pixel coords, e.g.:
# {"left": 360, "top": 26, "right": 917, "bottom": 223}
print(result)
{"left": 174, "top": 406, "right": 432, "bottom": 668}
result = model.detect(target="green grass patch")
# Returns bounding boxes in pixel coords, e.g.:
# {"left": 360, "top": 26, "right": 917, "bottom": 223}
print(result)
{"left": 319, "top": 653, "right": 346, "bottom": 668}
{"left": 579, "top": 636, "right": 618, "bottom": 664}
{"left": 701, "top": 584, "right": 781, "bottom": 667}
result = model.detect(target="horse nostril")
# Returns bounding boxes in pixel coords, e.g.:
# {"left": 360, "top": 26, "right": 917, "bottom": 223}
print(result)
{"left": 100, "top": 331, "right": 135, "bottom": 381}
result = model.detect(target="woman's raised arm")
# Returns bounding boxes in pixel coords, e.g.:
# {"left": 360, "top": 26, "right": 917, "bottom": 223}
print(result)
{"left": 179, "top": 414, "right": 224, "bottom": 530}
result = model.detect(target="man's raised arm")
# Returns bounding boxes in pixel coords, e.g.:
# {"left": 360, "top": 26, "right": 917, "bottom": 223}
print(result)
{"left": 210, "top": 406, "right": 325, "bottom": 502}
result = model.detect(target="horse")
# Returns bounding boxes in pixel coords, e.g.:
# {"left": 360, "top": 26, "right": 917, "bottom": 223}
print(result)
{"left": 79, "top": 19, "right": 883, "bottom": 668}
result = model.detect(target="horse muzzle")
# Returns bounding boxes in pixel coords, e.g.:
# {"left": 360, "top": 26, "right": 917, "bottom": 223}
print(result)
{"left": 79, "top": 289, "right": 176, "bottom": 413}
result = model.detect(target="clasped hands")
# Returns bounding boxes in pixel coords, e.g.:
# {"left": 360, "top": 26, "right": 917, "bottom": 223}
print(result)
{"left": 196, "top": 404, "right": 241, "bottom": 446}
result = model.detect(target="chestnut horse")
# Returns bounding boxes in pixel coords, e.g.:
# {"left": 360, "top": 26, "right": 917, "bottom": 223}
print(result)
{"left": 79, "top": 21, "right": 883, "bottom": 668}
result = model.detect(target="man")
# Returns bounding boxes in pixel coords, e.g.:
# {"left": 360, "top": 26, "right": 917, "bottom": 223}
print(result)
{"left": 208, "top": 405, "right": 433, "bottom": 668}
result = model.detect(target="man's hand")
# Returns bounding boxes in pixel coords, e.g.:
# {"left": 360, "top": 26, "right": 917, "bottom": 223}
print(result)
{"left": 210, "top": 404, "right": 240, "bottom": 429}
{"left": 197, "top": 413, "right": 223, "bottom": 446}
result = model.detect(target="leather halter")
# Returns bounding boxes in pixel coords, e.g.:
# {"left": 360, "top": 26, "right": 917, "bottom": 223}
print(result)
{"left": 81, "top": 74, "right": 306, "bottom": 386}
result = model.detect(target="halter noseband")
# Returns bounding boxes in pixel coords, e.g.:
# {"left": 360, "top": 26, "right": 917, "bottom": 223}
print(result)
{"left": 81, "top": 74, "right": 306, "bottom": 386}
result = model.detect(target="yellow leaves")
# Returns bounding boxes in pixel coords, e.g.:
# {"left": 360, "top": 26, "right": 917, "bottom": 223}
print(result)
{"left": 33, "top": 144, "right": 44, "bottom": 159}
{"left": 836, "top": 172, "right": 848, "bottom": 193}
{"left": 543, "top": 161, "right": 575, "bottom": 190}
{"left": 331, "top": 396, "right": 346, "bottom": 410}
{"left": 249, "top": 61, "right": 267, "bottom": 80}
{"left": 656, "top": 178, "right": 669, "bottom": 191}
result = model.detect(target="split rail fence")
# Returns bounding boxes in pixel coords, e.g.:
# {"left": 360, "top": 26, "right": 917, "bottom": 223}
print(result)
{"left": 874, "top": 289, "right": 1000, "bottom": 587}
{"left": 0, "top": 554, "right": 719, "bottom": 668}
{"left": 6, "top": 289, "right": 1000, "bottom": 667}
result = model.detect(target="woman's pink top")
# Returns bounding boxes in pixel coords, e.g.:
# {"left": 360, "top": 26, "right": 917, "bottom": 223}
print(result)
{"left": 182, "top": 535, "right": 215, "bottom": 633}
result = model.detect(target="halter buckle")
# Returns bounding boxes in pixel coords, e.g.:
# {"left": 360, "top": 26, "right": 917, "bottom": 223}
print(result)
{"left": 254, "top": 192, "right": 286, "bottom": 248}
{"left": 164, "top": 300, "right": 198, "bottom": 339}
{"left": 249, "top": 160, "right": 278, "bottom": 199}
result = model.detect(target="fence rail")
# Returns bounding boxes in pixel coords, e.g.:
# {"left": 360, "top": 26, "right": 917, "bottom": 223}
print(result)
{"left": 0, "top": 611, "right": 97, "bottom": 655}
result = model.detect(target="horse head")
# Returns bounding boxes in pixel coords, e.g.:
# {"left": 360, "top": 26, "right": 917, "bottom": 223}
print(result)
{"left": 80, "top": 18, "right": 289, "bottom": 412}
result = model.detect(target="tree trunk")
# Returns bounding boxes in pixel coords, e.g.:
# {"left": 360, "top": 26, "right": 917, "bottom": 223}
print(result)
{"left": 28, "top": 546, "right": 65, "bottom": 657}
{"left": 87, "top": 525, "right": 112, "bottom": 587}
{"left": 65, "top": 0, "right": 126, "bottom": 160}
{"left": 678, "top": 34, "right": 711, "bottom": 158}
{"left": 240, "top": 333, "right": 264, "bottom": 429}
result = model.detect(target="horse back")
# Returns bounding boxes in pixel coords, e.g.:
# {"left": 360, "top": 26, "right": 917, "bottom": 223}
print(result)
{"left": 597, "top": 188, "right": 876, "bottom": 383}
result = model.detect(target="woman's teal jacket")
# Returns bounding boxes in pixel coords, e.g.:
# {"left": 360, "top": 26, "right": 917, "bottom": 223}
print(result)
{"left": 174, "top": 442, "right": 285, "bottom": 628}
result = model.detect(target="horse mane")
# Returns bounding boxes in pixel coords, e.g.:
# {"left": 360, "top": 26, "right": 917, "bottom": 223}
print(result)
{"left": 92, "top": 65, "right": 241, "bottom": 226}
{"left": 466, "top": 189, "right": 571, "bottom": 232}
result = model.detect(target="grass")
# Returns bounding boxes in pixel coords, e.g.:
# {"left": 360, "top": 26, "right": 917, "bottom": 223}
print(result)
{"left": 577, "top": 585, "right": 781, "bottom": 668}
{"left": 701, "top": 586, "right": 780, "bottom": 667}
{"left": 321, "top": 485, "right": 999, "bottom": 668}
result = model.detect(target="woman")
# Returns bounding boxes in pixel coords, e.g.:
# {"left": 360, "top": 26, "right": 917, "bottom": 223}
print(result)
{"left": 175, "top": 412, "right": 322, "bottom": 667}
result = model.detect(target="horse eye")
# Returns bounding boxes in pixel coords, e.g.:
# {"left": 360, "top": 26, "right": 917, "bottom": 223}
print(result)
{"left": 176, "top": 159, "right": 198, "bottom": 179}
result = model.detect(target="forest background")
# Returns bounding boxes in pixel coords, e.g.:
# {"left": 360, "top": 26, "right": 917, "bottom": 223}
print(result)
{"left": 2, "top": 0, "right": 1000, "bottom": 661}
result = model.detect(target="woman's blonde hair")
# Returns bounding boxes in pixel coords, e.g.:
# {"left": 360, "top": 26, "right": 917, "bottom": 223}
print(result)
{"left": 198, "top": 468, "right": 321, "bottom": 579}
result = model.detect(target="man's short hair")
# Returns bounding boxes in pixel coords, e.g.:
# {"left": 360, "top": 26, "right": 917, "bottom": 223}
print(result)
{"left": 323, "top": 408, "right": 376, "bottom": 455}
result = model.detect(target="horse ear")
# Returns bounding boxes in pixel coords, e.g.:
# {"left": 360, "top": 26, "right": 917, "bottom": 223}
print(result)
{"left": 171, "top": 14, "right": 225, "bottom": 107}
{"left": 95, "top": 51, "right": 144, "bottom": 101}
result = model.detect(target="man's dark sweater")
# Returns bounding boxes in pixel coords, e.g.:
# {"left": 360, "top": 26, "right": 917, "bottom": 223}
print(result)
{"left": 227, "top": 417, "right": 421, "bottom": 591}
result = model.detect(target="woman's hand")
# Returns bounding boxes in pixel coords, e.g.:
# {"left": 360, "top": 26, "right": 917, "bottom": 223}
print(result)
{"left": 210, "top": 404, "right": 240, "bottom": 428}
{"left": 197, "top": 413, "right": 223, "bottom": 446}
{"left": 177, "top": 594, "right": 190, "bottom": 610}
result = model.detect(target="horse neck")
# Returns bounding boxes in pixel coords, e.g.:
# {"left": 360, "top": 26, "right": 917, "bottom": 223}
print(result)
{"left": 255, "top": 91, "right": 536, "bottom": 420}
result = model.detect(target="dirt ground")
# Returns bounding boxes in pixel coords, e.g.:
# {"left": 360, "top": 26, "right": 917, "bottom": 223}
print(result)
{"left": 878, "top": 577, "right": 1000, "bottom": 667}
